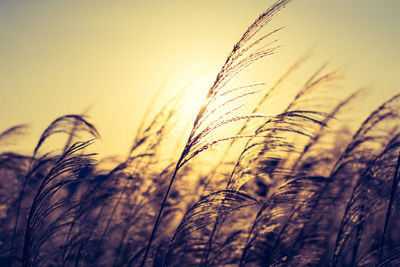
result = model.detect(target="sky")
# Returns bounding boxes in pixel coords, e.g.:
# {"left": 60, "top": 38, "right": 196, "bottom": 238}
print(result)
{"left": 1, "top": 0, "right": 399, "bottom": 157}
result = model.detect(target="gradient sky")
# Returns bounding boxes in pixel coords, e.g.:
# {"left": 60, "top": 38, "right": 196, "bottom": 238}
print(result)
{"left": 1, "top": 0, "right": 399, "bottom": 156}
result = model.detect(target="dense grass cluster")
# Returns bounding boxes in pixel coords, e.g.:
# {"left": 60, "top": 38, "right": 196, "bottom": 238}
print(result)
{"left": 1, "top": 1, "right": 399, "bottom": 266}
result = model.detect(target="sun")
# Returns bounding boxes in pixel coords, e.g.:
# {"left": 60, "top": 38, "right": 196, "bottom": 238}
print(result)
{"left": 175, "top": 72, "right": 213, "bottom": 125}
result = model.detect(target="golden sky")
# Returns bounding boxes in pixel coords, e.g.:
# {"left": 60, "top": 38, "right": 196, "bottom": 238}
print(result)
{"left": 1, "top": 0, "right": 399, "bottom": 156}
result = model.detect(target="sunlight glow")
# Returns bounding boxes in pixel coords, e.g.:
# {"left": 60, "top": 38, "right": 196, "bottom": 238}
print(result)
{"left": 177, "top": 73, "right": 211, "bottom": 125}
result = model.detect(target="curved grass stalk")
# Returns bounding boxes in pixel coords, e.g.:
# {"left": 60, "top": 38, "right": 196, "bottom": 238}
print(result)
{"left": 8, "top": 115, "right": 98, "bottom": 267}
{"left": 379, "top": 151, "right": 400, "bottom": 260}
{"left": 22, "top": 140, "right": 95, "bottom": 267}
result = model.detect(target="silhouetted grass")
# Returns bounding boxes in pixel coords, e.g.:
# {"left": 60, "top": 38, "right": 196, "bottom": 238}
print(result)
{"left": 1, "top": 0, "right": 399, "bottom": 266}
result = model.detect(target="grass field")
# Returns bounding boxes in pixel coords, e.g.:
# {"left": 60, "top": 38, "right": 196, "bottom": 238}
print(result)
{"left": 1, "top": 1, "right": 399, "bottom": 266}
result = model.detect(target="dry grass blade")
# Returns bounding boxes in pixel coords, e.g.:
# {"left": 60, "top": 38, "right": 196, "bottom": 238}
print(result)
{"left": 7, "top": 115, "right": 99, "bottom": 267}
{"left": 227, "top": 63, "right": 341, "bottom": 194}
{"left": 228, "top": 110, "right": 328, "bottom": 191}
{"left": 331, "top": 93, "right": 400, "bottom": 176}
{"left": 379, "top": 151, "right": 400, "bottom": 260}
{"left": 22, "top": 140, "right": 96, "bottom": 267}
{"left": 331, "top": 134, "right": 400, "bottom": 266}
{"left": 99, "top": 89, "right": 184, "bottom": 240}
{"left": 239, "top": 176, "right": 328, "bottom": 266}
{"left": 376, "top": 247, "right": 400, "bottom": 267}
{"left": 33, "top": 115, "right": 100, "bottom": 157}
{"left": 163, "top": 190, "right": 258, "bottom": 266}
{"left": 293, "top": 89, "right": 362, "bottom": 171}
{"left": 200, "top": 53, "right": 311, "bottom": 194}
{"left": 0, "top": 125, "right": 29, "bottom": 147}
